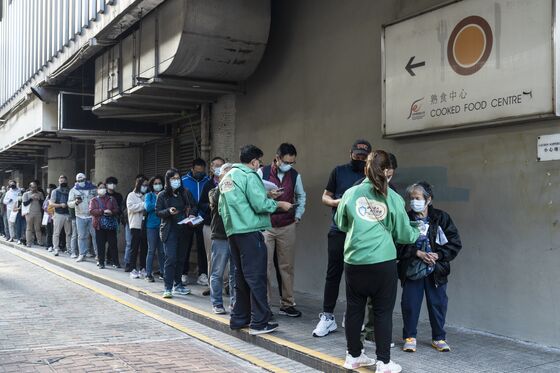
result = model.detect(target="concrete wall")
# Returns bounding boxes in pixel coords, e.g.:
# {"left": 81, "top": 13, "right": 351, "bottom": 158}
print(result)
{"left": 231, "top": 0, "right": 560, "bottom": 346}
{"left": 47, "top": 143, "right": 77, "bottom": 185}
{"left": 93, "top": 143, "right": 141, "bottom": 187}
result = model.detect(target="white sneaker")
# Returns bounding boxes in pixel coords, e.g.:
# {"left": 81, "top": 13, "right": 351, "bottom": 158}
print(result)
{"left": 139, "top": 268, "right": 147, "bottom": 278}
{"left": 181, "top": 274, "right": 189, "bottom": 285}
{"left": 375, "top": 360, "right": 402, "bottom": 373}
{"left": 312, "top": 313, "right": 337, "bottom": 337}
{"left": 130, "top": 269, "right": 140, "bottom": 279}
{"left": 197, "top": 273, "right": 209, "bottom": 286}
{"left": 343, "top": 352, "right": 375, "bottom": 370}
{"left": 76, "top": 255, "right": 86, "bottom": 262}
{"left": 53, "top": 249, "right": 59, "bottom": 256}
{"left": 70, "top": 253, "right": 78, "bottom": 259}
{"left": 47, "top": 246, "right": 53, "bottom": 252}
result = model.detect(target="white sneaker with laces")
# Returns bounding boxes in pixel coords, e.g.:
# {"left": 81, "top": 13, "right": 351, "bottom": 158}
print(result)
{"left": 375, "top": 360, "right": 402, "bottom": 373}
{"left": 197, "top": 273, "right": 209, "bottom": 286}
{"left": 76, "top": 254, "right": 86, "bottom": 262}
{"left": 343, "top": 352, "right": 375, "bottom": 370}
{"left": 139, "top": 268, "right": 147, "bottom": 278}
{"left": 130, "top": 269, "right": 140, "bottom": 279}
{"left": 312, "top": 313, "right": 337, "bottom": 337}
{"left": 181, "top": 274, "right": 189, "bottom": 284}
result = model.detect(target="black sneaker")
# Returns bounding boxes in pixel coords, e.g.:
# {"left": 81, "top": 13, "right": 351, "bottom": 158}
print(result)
{"left": 249, "top": 323, "right": 279, "bottom": 335}
{"left": 99, "top": 264, "right": 105, "bottom": 269}
{"left": 279, "top": 306, "right": 302, "bottom": 318}
{"left": 202, "top": 289, "right": 210, "bottom": 296}
{"left": 146, "top": 275, "right": 155, "bottom": 283}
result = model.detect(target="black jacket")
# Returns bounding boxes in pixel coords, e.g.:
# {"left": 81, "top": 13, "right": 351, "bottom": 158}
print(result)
{"left": 396, "top": 206, "right": 462, "bottom": 286}
{"left": 198, "top": 178, "right": 217, "bottom": 226}
{"left": 155, "top": 188, "right": 197, "bottom": 242}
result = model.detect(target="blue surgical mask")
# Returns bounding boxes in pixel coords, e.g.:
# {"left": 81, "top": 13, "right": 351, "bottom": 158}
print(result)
{"left": 279, "top": 163, "right": 292, "bottom": 173}
{"left": 77, "top": 181, "right": 85, "bottom": 187}
{"left": 213, "top": 167, "right": 222, "bottom": 177}
{"left": 410, "top": 199, "right": 426, "bottom": 213}
{"left": 153, "top": 184, "right": 163, "bottom": 192}
{"left": 170, "top": 179, "right": 181, "bottom": 190}
{"left": 140, "top": 186, "right": 148, "bottom": 194}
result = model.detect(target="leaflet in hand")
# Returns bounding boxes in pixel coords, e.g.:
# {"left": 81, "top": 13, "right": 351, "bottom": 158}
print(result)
{"left": 177, "top": 216, "right": 204, "bottom": 226}
{"left": 262, "top": 180, "right": 279, "bottom": 192}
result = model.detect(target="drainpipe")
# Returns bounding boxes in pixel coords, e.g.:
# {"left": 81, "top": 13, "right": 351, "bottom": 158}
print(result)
{"left": 200, "top": 103, "right": 211, "bottom": 162}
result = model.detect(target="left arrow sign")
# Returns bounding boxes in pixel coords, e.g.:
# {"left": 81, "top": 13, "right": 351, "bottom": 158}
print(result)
{"left": 405, "top": 56, "right": 426, "bottom": 76}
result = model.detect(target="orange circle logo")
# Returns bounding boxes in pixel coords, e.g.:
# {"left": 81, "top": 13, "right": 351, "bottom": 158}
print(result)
{"left": 447, "top": 16, "right": 493, "bottom": 75}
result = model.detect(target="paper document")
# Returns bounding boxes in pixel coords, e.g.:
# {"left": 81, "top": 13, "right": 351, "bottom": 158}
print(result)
{"left": 436, "top": 226, "right": 448, "bottom": 245}
{"left": 178, "top": 216, "right": 204, "bottom": 226}
{"left": 262, "top": 180, "right": 279, "bottom": 192}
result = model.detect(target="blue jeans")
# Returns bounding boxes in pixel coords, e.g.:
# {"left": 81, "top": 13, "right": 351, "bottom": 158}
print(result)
{"left": 146, "top": 228, "right": 165, "bottom": 277}
{"left": 70, "top": 219, "right": 78, "bottom": 255}
{"left": 3, "top": 213, "right": 9, "bottom": 238}
{"left": 162, "top": 226, "right": 187, "bottom": 291}
{"left": 76, "top": 217, "right": 97, "bottom": 256}
{"left": 210, "top": 239, "right": 235, "bottom": 307}
{"left": 16, "top": 213, "right": 26, "bottom": 240}
{"left": 401, "top": 276, "right": 448, "bottom": 340}
{"left": 123, "top": 223, "right": 132, "bottom": 264}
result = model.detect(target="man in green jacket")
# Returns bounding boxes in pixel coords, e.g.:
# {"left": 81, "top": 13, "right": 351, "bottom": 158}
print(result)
{"left": 219, "top": 145, "right": 292, "bottom": 335}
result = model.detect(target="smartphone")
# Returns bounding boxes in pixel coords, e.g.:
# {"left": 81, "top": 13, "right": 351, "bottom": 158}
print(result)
{"left": 274, "top": 188, "right": 285, "bottom": 193}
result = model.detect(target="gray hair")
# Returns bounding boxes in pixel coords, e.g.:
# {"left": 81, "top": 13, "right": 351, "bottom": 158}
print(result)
{"left": 405, "top": 183, "right": 433, "bottom": 205}
{"left": 220, "top": 163, "right": 234, "bottom": 175}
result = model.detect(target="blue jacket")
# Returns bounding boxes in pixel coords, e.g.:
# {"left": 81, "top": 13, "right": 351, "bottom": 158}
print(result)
{"left": 143, "top": 192, "right": 160, "bottom": 229}
{"left": 181, "top": 171, "right": 210, "bottom": 216}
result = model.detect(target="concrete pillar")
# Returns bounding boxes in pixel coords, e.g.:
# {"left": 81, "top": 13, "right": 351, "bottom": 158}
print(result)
{"left": 47, "top": 142, "right": 76, "bottom": 185}
{"left": 93, "top": 142, "right": 141, "bottom": 187}
{"left": 210, "top": 94, "right": 237, "bottom": 162}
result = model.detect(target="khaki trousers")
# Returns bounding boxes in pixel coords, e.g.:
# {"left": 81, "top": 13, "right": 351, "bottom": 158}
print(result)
{"left": 52, "top": 213, "right": 72, "bottom": 250}
{"left": 263, "top": 222, "right": 296, "bottom": 308}
{"left": 25, "top": 214, "right": 43, "bottom": 245}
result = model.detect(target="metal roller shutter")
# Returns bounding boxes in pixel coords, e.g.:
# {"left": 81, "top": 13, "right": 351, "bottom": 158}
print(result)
{"left": 174, "top": 112, "right": 201, "bottom": 174}
{"left": 142, "top": 138, "right": 172, "bottom": 178}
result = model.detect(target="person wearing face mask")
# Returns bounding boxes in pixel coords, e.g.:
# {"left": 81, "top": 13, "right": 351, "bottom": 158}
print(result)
{"left": 42, "top": 184, "right": 57, "bottom": 250}
{"left": 218, "top": 145, "right": 293, "bottom": 335}
{"left": 22, "top": 181, "right": 44, "bottom": 247}
{"left": 335, "top": 151, "right": 420, "bottom": 372}
{"left": 156, "top": 168, "right": 198, "bottom": 298}
{"left": 126, "top": 176, "right": 149, "bottom": 277}
{"left": 89, "top": 182, "right": 120, "bottom": 269}
{"left": 105, "top": 177, "right": 123, "bottom": 267}
{"left": 3, "top": 180, "right": 19, "bottom": 241}
{"left": 144, "top": 175, "right": 165, "bottom": 282}
{"left": 49, "top": 175, "right": 72, "bottom": 256}
{"left": 68, "top": 173, "right": 98, "bottom": 262}
{"left": 258, "top": 143, "right": 306, "bottom": 318}
{"left": 0, "top": 185, "right": 6, "bottom": 238}
{"left": 181, "top": 158, "right": 211, "bottom": 287}
{"left": 397, "top": 182, "right": 462, "bottom": 354}
{"left": 197, "top": 156, "right": 225, "bottom": 295}
{"left": 313, "top": 139, "right": 372, "bottom": 337}
{"left": 14, "top": 188, "right": 27, "bottom": 245}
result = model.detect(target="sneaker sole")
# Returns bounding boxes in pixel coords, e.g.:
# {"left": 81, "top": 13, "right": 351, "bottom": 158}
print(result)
{"left": 403, "top": 347, "right": 416, "bottom": 352}
{"left": 213, "top": 310, "right": 227, "bottom": 315}
{"left": 249, "top": 326, "right": 278, "bottom": 335}
{"left": 163, "top": 295, "right": 173, "bottom": 299}
{"left": 343, "top": 362, "right": 375, "bottom": 369}
{"left": 172, "top": 291, "right": 191, "bottom": 296}
{"left": 312, "top": 324, "right": 337, "bottom": 337}
{"left": 432, "top": 345, "right": 450, "bottom": 352}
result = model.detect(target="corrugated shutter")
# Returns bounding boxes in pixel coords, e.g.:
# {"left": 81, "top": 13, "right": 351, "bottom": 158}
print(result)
{"left": 174, "top": 112, "right": 201, "bottom": 174}
{"left": 142, "top": 138, "right": 172, "bottom": 178}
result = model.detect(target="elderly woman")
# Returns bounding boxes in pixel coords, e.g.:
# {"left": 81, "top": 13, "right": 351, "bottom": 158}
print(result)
{"left": 397, "top": 181, "right": 462, "bottom": 354}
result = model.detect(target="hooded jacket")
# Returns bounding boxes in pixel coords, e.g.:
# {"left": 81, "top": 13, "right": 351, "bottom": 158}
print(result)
{"left": 68, "top": 181, "right": 97, "bottom": 219}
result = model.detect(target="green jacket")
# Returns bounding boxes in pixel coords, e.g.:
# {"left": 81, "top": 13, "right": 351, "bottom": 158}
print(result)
{"left": 335, "top": 179, "right": 420, "bottom": 265}
{"left": 218, "top": 164, "right": 278, "bottom": 236}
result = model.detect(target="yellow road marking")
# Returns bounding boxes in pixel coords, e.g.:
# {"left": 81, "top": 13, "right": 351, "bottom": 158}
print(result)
{"left": 6, "top": 247, "right": 288, "bottom": 373}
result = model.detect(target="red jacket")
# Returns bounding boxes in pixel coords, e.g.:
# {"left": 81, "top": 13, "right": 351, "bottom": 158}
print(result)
{"left": 89, "top": 195, "right": 119, "bottom": 230}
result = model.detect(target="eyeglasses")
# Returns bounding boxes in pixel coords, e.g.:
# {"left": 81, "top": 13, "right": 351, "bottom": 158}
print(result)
{"left": 281, "top": 160, "right": 296, "bottom": 165}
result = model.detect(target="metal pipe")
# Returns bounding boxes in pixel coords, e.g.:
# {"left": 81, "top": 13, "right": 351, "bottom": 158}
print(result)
{"left": 200, "top": 103, "right": 210, "bottom": 162}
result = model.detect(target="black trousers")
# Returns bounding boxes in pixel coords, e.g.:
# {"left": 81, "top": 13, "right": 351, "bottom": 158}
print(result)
{"left": 345, "top": 260, "right": 397, "bottom": 364}
{"left": 128, "top": 228, "right": 147, "bottom": 271}
{"left": 96, "top": 229, "right": 118, "bottom": 266}
{"left": 229, "top": 231, "right": 271, "bottom": 330}
{"left": 322, "top": 230, "right": 346, "bottom": 313}
{"left": 183, "top": 224, "right": 207, "bottom": 276}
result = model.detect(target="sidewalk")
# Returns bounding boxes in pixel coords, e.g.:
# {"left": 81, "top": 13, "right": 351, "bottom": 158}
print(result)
{"left": 4, "top": 241, "right": 560, "bottom": 372}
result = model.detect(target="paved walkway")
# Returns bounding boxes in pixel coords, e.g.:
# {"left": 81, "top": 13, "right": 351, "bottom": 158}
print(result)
{"left": 0, "top": 244, "right": 317, "bottom": 373}
{"left": 3, "top": 241, "right": 560, "bottom": 372}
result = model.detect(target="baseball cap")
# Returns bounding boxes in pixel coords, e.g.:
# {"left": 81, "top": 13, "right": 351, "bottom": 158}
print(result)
{"left": 351, "top": 139, "right": 372, "bottom": 155}
{"left": 76, "top": 172, "right": 86, "bottom": 181}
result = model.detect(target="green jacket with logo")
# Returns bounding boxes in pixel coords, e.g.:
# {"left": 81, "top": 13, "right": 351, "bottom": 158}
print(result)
{"left": 218, "top": 164, "right": 278, "bottom": 236}
{"left": 335, "top": 179, "right": 420, "bottom": 265}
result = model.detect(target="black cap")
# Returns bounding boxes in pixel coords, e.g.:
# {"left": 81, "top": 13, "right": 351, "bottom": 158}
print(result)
{"left": 351, "top": 139, "right": 372, "bottom": 155}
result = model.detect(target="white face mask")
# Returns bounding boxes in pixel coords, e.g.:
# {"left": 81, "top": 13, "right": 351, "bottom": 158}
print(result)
{"left": 77, "top": 181, "right": 85, "bottom": 187}
{"left": 213, "top": 167, "right": 222, "bottom": 177}
{"left": 410, "top": 199, "right": 426, "bottom": 213}
{"left": 107, "top": 183, "right": 115, "bottom": 191}
{"left": 153, "top": 184, "right": 163, "bottom": 192}
{"left": 140, "top": 186, "right": 148, "bottom": 194}
{"left": 278, "top": 163, "right": 292, "bottom": 173}
{"left": 98, "top": 189, "right": 107, "bottom": 196}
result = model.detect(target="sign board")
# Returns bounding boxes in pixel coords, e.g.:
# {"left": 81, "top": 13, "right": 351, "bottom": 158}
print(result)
{"left": 382, "top": 0, "right": 558, "bottom": 137}
{"left": 537, "top": 134, "right": 560, "bottom": 161}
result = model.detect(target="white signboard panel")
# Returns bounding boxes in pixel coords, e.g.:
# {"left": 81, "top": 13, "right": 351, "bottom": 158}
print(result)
{"left": 537, "top": 134, "right": 560, "bottom": 161}
{"left": 383, "top": 0, "right": 556, "bottom": 136}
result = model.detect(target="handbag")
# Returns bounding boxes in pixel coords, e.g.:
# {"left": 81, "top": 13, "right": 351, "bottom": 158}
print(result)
{"left": 98, "top": 197, "right": 118, "bottom": 230}
{"left": 41, "top": 213, "right": 49, "bottom": 226}
{"left": 406, "top": 238, "right": 434, "bottom": 280}
{"left": 21, "top": 201, "right": 30, "bottom": 217}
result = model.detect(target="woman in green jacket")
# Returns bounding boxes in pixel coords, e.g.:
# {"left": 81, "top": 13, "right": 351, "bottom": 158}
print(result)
{"left": 335, "top": 150, "right": 419, "bottom": 372}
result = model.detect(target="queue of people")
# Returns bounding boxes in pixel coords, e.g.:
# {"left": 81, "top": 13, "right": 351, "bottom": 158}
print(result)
{"left": 0, "top": 138, "right": 462, "bottom": 372}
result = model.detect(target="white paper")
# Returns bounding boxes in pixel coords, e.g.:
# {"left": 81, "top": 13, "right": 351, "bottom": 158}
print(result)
{"left": 436, "top": 226, "right": 449, "bottom": 245}
{"left": 262, "top": 180, "right": 279, "bottom": 192}
{"left": 178, "top": 216, "right": 204, "bottom": 226}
